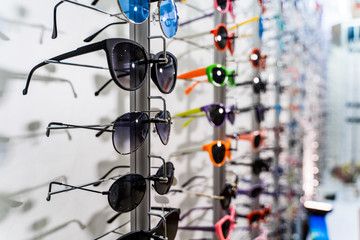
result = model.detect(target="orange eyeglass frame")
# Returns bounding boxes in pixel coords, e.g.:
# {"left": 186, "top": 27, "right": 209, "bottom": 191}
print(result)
{"left": 202, "top": 138, "right": 232, "bottom": 167}
{"left": 236, "top": 130, "right": 266, "bottom": 151}
{"left": 210, "top": 24, "right": 236, "bottom": 55}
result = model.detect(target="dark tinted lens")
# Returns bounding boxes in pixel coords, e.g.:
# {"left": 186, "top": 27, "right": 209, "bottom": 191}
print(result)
{"left": 221, "top": 220, "right": 231, "bottom": 238}
{"left": 154, "top": 111, "right": 171, "bottom": 145}
{"left": 155, "top": 54, "right": 176, "bottom": 93}
{"left": 220, "top": 184, "right": 233, "bottom": 209}
{"left": 208, "top": 105, "right": 226, "bottom": 126}
{"left": 153, "top": 162, "right": 174, "bottom": 195}
{"left": 256, "top": 107, "right": 264, "bottom": 123}
{"left": 108, "top": 174, "right": 146, "bottom": 213}
{"left": 116, "top": 231, "right": 150, "bottom": 240}
{"left": 251, "top": 50, "right": 260, "bottom": 67}
{"left": 113, "top": 112, "right": 149, "bottom": 154}
{"left": 250, "top": 213, "right": 261, "bottom": 223}
{"left": 215, "top": 26, "right": 228, "bottom": 49}
{"left": 250, "top": 186, "right": 262, "bottom": 198}
{"left": 227, "top": 105, "right": 235, "bottom": 124}
{"left": 211, "top": 141, "right": 226, "bottom": 164}
{"left": 211, "top": 67, "right": 226, "bottom": 84}
{"left": 216, "top": 0, "right": 227, "bottom": 10}
{"left": 112, "top": 42, "right": 147, "bottom": 90}
{"left": 254, "top": 135, "right": 261, "bottom": 149}
{"left": 154, "top": 210, "right": 180, "bottom": 240}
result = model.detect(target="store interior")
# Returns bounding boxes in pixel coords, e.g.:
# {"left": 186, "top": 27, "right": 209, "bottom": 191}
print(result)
{"left": 0, "top": 0, "right": 359, "bottom": 239}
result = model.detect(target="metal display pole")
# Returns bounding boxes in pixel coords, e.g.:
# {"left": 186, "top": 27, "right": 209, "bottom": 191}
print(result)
{"left": 272, "top": 0, "right": 282, "bottom": 237}
{"left": 250, "top": 2, "right": 261, "bottom": 238}
{"left": 129, "top": 20, "right": 150, "bottom": 231}
{"left": 213, "top": 11, "right": 227, "bottom": 240}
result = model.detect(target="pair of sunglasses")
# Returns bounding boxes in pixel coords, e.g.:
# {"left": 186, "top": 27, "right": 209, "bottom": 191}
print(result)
{"left": 178, "top": 63, "right": 237, "bottom": 92}
{"left": 172, "top": 138, "right": 233, "bottom": 167}
{"left": 46, "top": 110, "right": 171, "bottom": 155}
{"left": 46, "top": 162, "right": 175, "bottom": 213}
{"left": 53, "top": 0, "right": 179, "bottom": 39}
{"left": 214, "top": 0, "right": 235, "bottom": 21}
{"left": 238, "top": 205, "right": 272, "bottom": 228}
{"left": 249, "top": 48, "right": 267, "bottom": 69}
{"left": 178, "top": 206, "right": 236, "bottom": 240}
{"left": 23, "top": 38, "right": 177, "bottom": 95}
{"left": 230, "top": 157, "right": 273, "bottom": 175}
{"left": 174, "top": 103, "right": 235, "bottom": 127}
{"left": 236, "top": 76, "right": 267, "bottom": 94}
{"left": 234, "top": 103, "right": 269, "bottom": 123}
{"left": 228, "top": 130, "right": 265, "bottom": 151}
{"left": 107, "top": 207, "right": 179, "bottom": 240}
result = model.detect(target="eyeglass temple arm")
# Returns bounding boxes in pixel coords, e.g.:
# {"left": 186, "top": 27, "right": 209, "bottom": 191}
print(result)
{"left": 93, "top": 165, "right": 130, "bottom": 187}
{"left": 46, "top": 122, "right": 113, "bottom": 137}
{"left": 233, "top": 105, "right": 255, "bottom": 113}
{"left": 178, "top": 226, "right": 215, "bottom": 232}
{"left": 93, "top": 220, "right": 130, "bottom": 240}
{"left": 52, "top": 0, "right": 124, "bottom": 39}
{"left": 46, "top": 180, "right": 109, "bottom": 201}
{"left": 169, "top": 189, "right": 224, "bottom": 200}
{"left": 23, "top": 41, "right": 105, "bottom": 95}
{"left": 229, "top": 16, "right": 260, "bottom": 31}
{"left": 169, "top": 37, "right": 213, "bottom": 50}
{"left": 179, "top": 12, "right": 214, "bottom": 27}
{"left": 169, "top": 144, "right": 203, "bottom": 157}
{"left": 235, "top": 80, "right": 253, "bottom": 87}
{"left": 179, "top": 206, "right": 212, "bottom": 221}
{"left": 181, "top": 176, "right": 208, "bottom": 188}
{"left": 173, "top": 107, "right": 201, "bottom": 118}
{"left": 184, "top": 79, "right": 208, "bottom": 95}
{"left": 84, "top": 22, "right": 128, "bottom": 42}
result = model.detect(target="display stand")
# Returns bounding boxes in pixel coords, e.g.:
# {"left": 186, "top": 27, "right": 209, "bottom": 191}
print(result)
{"left": 212, "top": 10, "right": 227, "bottom": 240}
{"left": 130, "top": 20, "right": 151, "bottom": 231}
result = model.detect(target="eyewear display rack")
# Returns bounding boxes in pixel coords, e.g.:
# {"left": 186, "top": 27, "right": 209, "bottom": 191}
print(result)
{"left": 130, "top": 20, "right": 151, "bottom": 231}
{"left": 212, "top": 9, "right": 227, "bottom": 240}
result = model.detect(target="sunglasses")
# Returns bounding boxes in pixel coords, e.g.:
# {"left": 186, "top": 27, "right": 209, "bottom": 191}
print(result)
{"left": 238, "top": 205, "right": 272, "bottom": 228}
{"left": 228, "top": 130, "right": 265, "bottom": 151}
{"left": 235, "top": 76, "right": 267, "bottom": 94}
{"left": 23, "top": 38, "right": 177, "bottom": 95}
{"left": 249, "top": 48, "right": 267, "bottom": 69}
{"left": 46, "top": 110, "right": 171, "bottom": 155}
{"left": 174, "top": 16, "right": 260, "bottom": 53}
{"left": 171, "top": 138, "right": 233, "bottom": 167}
{"left": 178, "top": 206, "right": 236, "bottom": 240}
{"left": 234, "top": 103, "right": 269, "bottom": 123}
{"left": 46, "top": 162, "right": 175, "bottom": 213}
{"left": 53, "top": 0, "right": 179, "bottom": 39}
{"left": 230, "top": 157, "right": 273, "bottom": 175}
{"left": 178, "top": 64, "right": 237, "bottom": 93}
{"left": 174, "top": 103, "right": 235, "bottom": 127}
{"left": 214, "top": 0, "right": 235, "bottom": 21}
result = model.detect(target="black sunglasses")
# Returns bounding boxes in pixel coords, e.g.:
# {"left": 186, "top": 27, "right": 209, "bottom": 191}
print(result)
{"left": 235, "top": 76, "right": 267, "bottom": 94}
{"left": 46, "top": 110, "right": 171, "bottom": 155}
{"left": 116, "top": 207, "right": 180, "bottom": 240}
{"left": 230, "top": 157, "right": 273, "bottom": 175}
{"left": 46, "top": 162, "right": 175, "bottom": 213}
{"left": 23, "top": 38, "right": 178, "bottom": 95}
{"left": 234, "top": 103, "right": 269, "bottom": 123}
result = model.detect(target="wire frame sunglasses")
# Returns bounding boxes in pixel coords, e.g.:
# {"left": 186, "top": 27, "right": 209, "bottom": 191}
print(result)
{"left": 52, "top": 0, "right": 179, "bottom": 39}
{"left": 46, "top": 109, "right": 171, "bottom": 155}
{"left": 46, "top": 161, "right": 175, "bottom": 213}
{"left": 178, "top": 205, "right": 237, "bottom": 240}
{"left": 170, "top": 138, "right": 233, "bottom": 167}
{"left": 173, "top": 103, "right": 235, "bottom": 127}
{"left": 23, "top": 38, "right": 177, "bottom": 95}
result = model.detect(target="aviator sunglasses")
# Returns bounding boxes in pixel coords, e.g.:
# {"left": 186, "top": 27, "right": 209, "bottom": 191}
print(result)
{"left": 52, "top": 0, "right": 179, "bottom": 39}
{"left": 23, "top": 38, "right": 177, "bottom": 95}
{"left": 46, "top": 110, "right": 171, "bottom": 155}
{"left": 173, "top": 103, "right": 235, "bottom": 127}
{"left": 46, "top": 162, "right": 175, "bottom": 213}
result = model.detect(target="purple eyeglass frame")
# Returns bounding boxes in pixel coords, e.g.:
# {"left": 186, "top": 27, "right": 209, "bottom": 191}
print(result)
{"left": 200, "top": 102, "right": 235, "bottom": 127}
